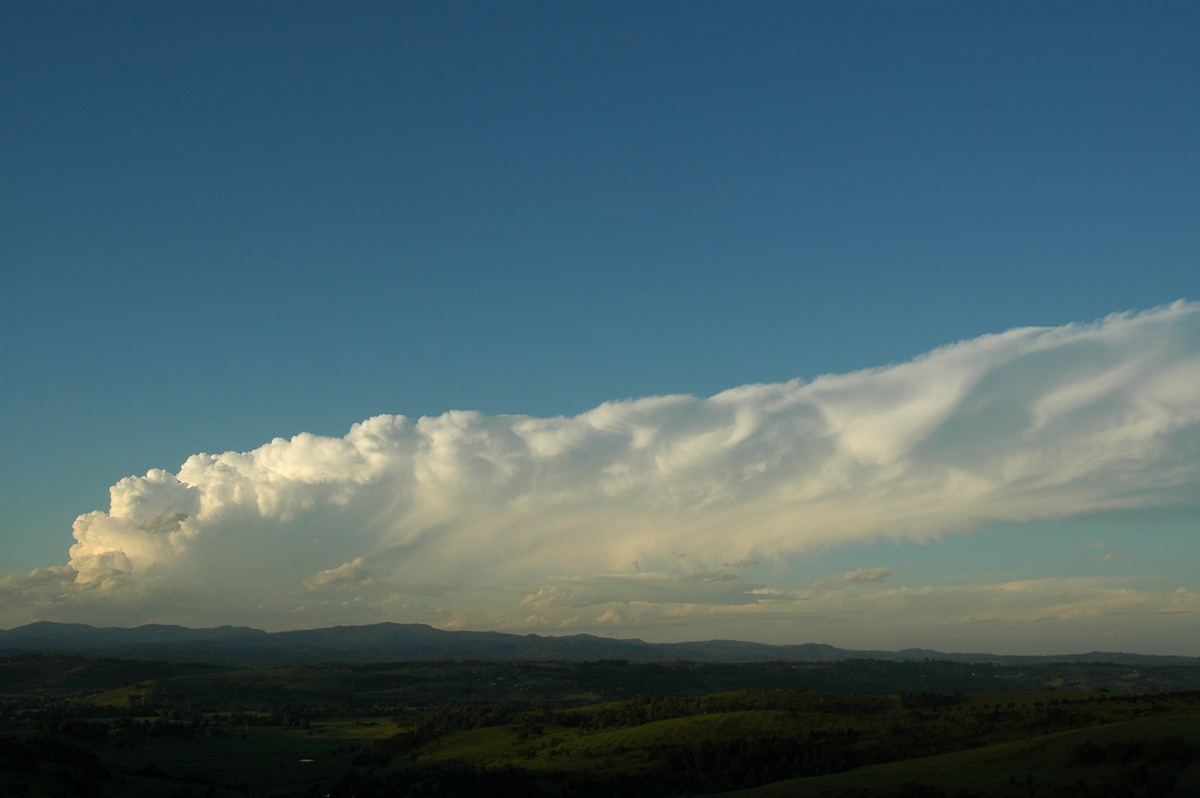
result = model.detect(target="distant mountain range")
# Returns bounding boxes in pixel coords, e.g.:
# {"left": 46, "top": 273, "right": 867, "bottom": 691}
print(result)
{"left": 2, "top": 621, "right": 1196, "bottom": 669}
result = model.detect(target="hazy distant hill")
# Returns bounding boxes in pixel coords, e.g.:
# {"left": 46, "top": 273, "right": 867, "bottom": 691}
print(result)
{"left": 1, "top": 621, "right": 1196, "bottom": 668}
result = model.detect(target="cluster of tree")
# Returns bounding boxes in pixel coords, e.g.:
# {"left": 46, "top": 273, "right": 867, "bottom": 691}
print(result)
{"left": 355, "top": 702, "right": 520, "bottom": 765}
{"left": 647, "top": 731, "right": 878, "bottom": 794}
{"left": 555, "top": 688, "right": 892, "bottom": 733}
{"left": 54, "top": 716, "right": 197, "bottom": 746}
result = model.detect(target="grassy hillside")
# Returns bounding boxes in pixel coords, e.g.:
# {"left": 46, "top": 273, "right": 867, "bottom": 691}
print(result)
{"left": 721, "top": 708, "right": 1200, "bottom": 797}
{"left": 337, "top": 688, "right": 1199, "bottom": 796}
{"left": 2, "top": 655, "right": 1198, "bottom": 797}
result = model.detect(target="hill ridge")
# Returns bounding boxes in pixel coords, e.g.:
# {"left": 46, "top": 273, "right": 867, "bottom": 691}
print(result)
{"left": 2, "top": 621, "right": 1196, "bottom": 668}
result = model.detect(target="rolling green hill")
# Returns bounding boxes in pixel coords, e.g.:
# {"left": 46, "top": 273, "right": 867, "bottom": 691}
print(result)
{"left": 2, "top": 655, "right": 1198, "bottom": 797}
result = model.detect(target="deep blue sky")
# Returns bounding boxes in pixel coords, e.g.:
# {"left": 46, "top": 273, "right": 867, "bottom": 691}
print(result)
{"left": 2, "top": 2, "right": 1198, "bottom": 648}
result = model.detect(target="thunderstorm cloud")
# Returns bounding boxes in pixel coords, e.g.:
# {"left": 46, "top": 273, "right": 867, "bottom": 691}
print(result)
{"left": 2, "top": 302, "right": 1198, "bottom": 640}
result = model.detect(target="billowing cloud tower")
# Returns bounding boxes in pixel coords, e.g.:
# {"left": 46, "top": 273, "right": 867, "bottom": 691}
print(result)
{"left": 4, "top": 302, "right": 1198, "bottom": 643}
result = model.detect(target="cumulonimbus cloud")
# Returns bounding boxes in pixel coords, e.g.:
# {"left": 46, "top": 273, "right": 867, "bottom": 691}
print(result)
{"left": 5, "top": 301, "right": 1199, "bottom": 630}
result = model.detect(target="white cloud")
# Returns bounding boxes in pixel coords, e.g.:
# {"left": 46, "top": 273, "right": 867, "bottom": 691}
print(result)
{"left": 2, "top": 301, "right": 1198, "bottom": 646}
{"left": 304, "top": 557, "right": 382, "bottom": 590}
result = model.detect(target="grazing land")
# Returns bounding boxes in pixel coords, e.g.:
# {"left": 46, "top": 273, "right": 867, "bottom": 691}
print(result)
{"left": 2, "top": 655, "right": 1198, "bottom": 797}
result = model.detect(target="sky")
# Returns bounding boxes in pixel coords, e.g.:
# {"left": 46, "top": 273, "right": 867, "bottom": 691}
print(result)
{"left": 2, "top": 1, "right": 1198, "bottom": 655}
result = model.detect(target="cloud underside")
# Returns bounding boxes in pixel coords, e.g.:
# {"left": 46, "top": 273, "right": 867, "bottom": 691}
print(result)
{"left": 3, "top": 302, "right": 1199, "bottom": 645}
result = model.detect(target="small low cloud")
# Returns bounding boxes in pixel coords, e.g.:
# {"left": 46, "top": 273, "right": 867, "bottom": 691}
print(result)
{"left": 753, "top": 567, "right": 893, "bottom": 600}
{"left": 1100, "top": 553, "right": 1127, "bottom": 563}
{"left": 304, "top": 557, "right": 382, "bottom": 590}
{"left": 835, "top": 567, "right": 892, "bottom": 585}
{"left": 809, "top": 566, "right": 893, "bottom": 591}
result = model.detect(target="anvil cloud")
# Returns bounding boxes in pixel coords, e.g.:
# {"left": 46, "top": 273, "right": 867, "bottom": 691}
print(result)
{"left": 3, "top": 303, "right": 1198, "bottom": 645}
